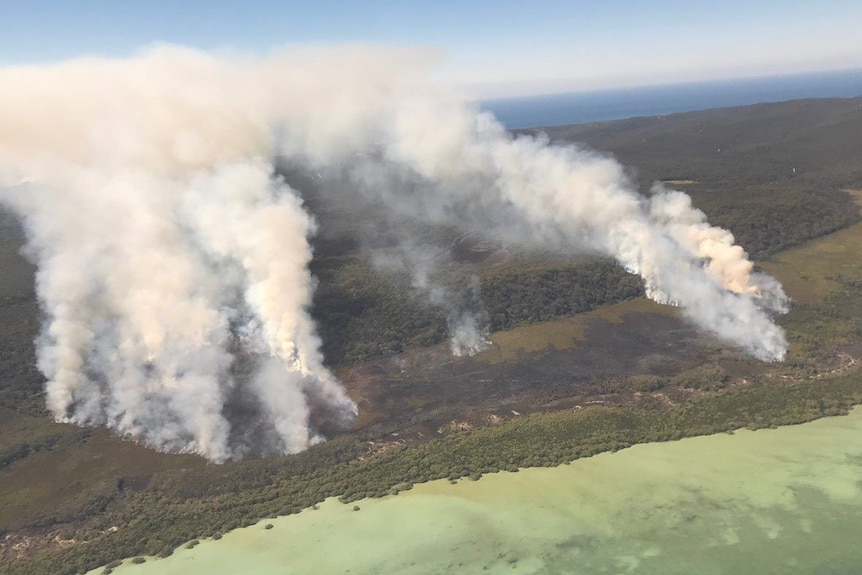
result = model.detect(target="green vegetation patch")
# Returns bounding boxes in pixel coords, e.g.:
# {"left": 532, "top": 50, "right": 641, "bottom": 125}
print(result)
{"left": 476, "top": 298, "right": 677, "bottom": 365}
{"left": 762, "top": 217, "right": 862, "bottom": 303}
{"left": 5, "top": 100, "right": 862, "bottom": 574}
{"left": 8, "top": 370, "right": 862, "bottom": 575}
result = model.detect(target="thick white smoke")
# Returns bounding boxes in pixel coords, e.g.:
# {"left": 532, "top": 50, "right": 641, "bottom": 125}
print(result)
{"left": 0, "top": 45, "right": 788, "bottom": 460}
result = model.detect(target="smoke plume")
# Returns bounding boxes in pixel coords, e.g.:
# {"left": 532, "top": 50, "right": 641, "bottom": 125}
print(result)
{"left": 0, "top": 45, "right": 788, "bottom": 460}
{"left": 408, "top": 257, "right": 490, "bottom": 357}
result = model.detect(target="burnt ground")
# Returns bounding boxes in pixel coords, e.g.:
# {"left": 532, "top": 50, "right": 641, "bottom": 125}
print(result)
{"left": 0, "top": 204, "right": 757, "bottom": 453}
{"left": 3, "top": 98, "right": 862, "bottom": 573}
{"left": 338, "top": 306, "right": 766, "bottom": 439}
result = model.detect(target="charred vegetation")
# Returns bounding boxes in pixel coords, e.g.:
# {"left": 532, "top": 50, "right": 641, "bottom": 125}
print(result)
{"left": 3, "top": 97, "right": 862, "bottom": 574}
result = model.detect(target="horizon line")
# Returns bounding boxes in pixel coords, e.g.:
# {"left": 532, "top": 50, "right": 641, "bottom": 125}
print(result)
{"left": 476, "top": 66, "right": 862, "bottom": 103}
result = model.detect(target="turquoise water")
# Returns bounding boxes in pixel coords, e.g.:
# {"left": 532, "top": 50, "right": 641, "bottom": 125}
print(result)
{"left": 92, "top": 409, "right": 862, "bottom": 574}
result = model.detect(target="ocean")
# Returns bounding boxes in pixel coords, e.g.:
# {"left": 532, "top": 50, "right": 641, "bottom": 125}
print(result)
{"left": 482, "top": 68, "right": 862, "bottom": 129}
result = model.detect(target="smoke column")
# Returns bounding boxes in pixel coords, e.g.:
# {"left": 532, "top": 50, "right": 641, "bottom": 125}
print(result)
{"left": 405, "top": 254, "right": 490, "bottom": 357}
{"left": 0, "top": 45, "right": 788, "bottom": 460}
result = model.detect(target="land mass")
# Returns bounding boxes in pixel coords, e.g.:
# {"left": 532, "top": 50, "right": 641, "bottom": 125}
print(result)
{"left": 3, "top": 96, "right": 862, "bottom": 574}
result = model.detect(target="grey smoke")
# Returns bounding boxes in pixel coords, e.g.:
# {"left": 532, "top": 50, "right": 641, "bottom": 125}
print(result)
{"left": 446, "top": 276, "right": 491, "bottom": 357}
{"left": 0, "top": 45, "right": 789, "bottom": 461}
{"left": 365, "top": 235, "right": 490, "bottom": 357}
{"left": 406, "top": 253, "right": 490, "bottom": 357}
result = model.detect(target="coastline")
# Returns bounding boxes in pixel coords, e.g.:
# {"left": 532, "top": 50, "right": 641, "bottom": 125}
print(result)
{"left": 88, "top": 407, "right": 862, "bottom": 574}
{"left": 6, "top": 101, "right": 862, "bottom": 575}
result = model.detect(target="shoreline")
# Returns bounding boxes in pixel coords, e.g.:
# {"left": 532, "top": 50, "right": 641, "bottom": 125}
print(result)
{"left": 5, "top": 101, "right": 862, "bottom": 575}
{"left": 87, "top": 406, "right": 862, "bottom": 574}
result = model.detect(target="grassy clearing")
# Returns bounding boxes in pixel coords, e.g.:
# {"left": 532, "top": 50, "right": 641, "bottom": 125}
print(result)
{"left": 761, "top": 224, "right": 862, "bottom": 302}
{"left": 5, "top": 100, "right": 862, "bottom": 573}
{"left": 758, "top": 190, "right": 862, "bottom": 363}
{"left": 1, "top": 193, "right": 858, "bottom": 551}
{"left": 0, "top": 424, "right": 203, "bottom": 530}
{"left": 476, "top": 298, "right": 679, "bottom": 364}
{"left": 660, "top": 179, "right": 699, "bottom": 185}
{"left": 761, "top": 214, "right": 862, "bottom": 303}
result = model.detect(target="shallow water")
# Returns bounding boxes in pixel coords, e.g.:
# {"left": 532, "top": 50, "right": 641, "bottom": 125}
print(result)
{"left": 94, "top": 409, "right": 862, "bottom": 574}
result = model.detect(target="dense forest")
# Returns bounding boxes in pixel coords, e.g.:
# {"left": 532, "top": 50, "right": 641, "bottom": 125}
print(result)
{"left": 534, "top": 97, "right": 862, "bottom": 255}
{"left": 2, "top": 96, "right": 862, "bottom": 574}
{"left": 307, "top": 96, "right": 862, "bottom": 366}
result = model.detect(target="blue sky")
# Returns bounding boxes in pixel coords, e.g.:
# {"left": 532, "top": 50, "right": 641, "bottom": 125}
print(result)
{"left": 2, "top": 0, "right": 861, "bottom": 97}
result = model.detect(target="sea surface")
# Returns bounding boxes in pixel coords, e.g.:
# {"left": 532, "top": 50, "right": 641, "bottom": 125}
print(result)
{"left": 92, "top": 408, "right": 862, "bottom": 575}
{"left": 482, "top": 68, "right": 862, "bottom": 129}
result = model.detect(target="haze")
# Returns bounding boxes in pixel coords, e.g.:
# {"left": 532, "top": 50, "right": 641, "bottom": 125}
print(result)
{"left": 2, "top": 0, "right": 862, "bottom": 98}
